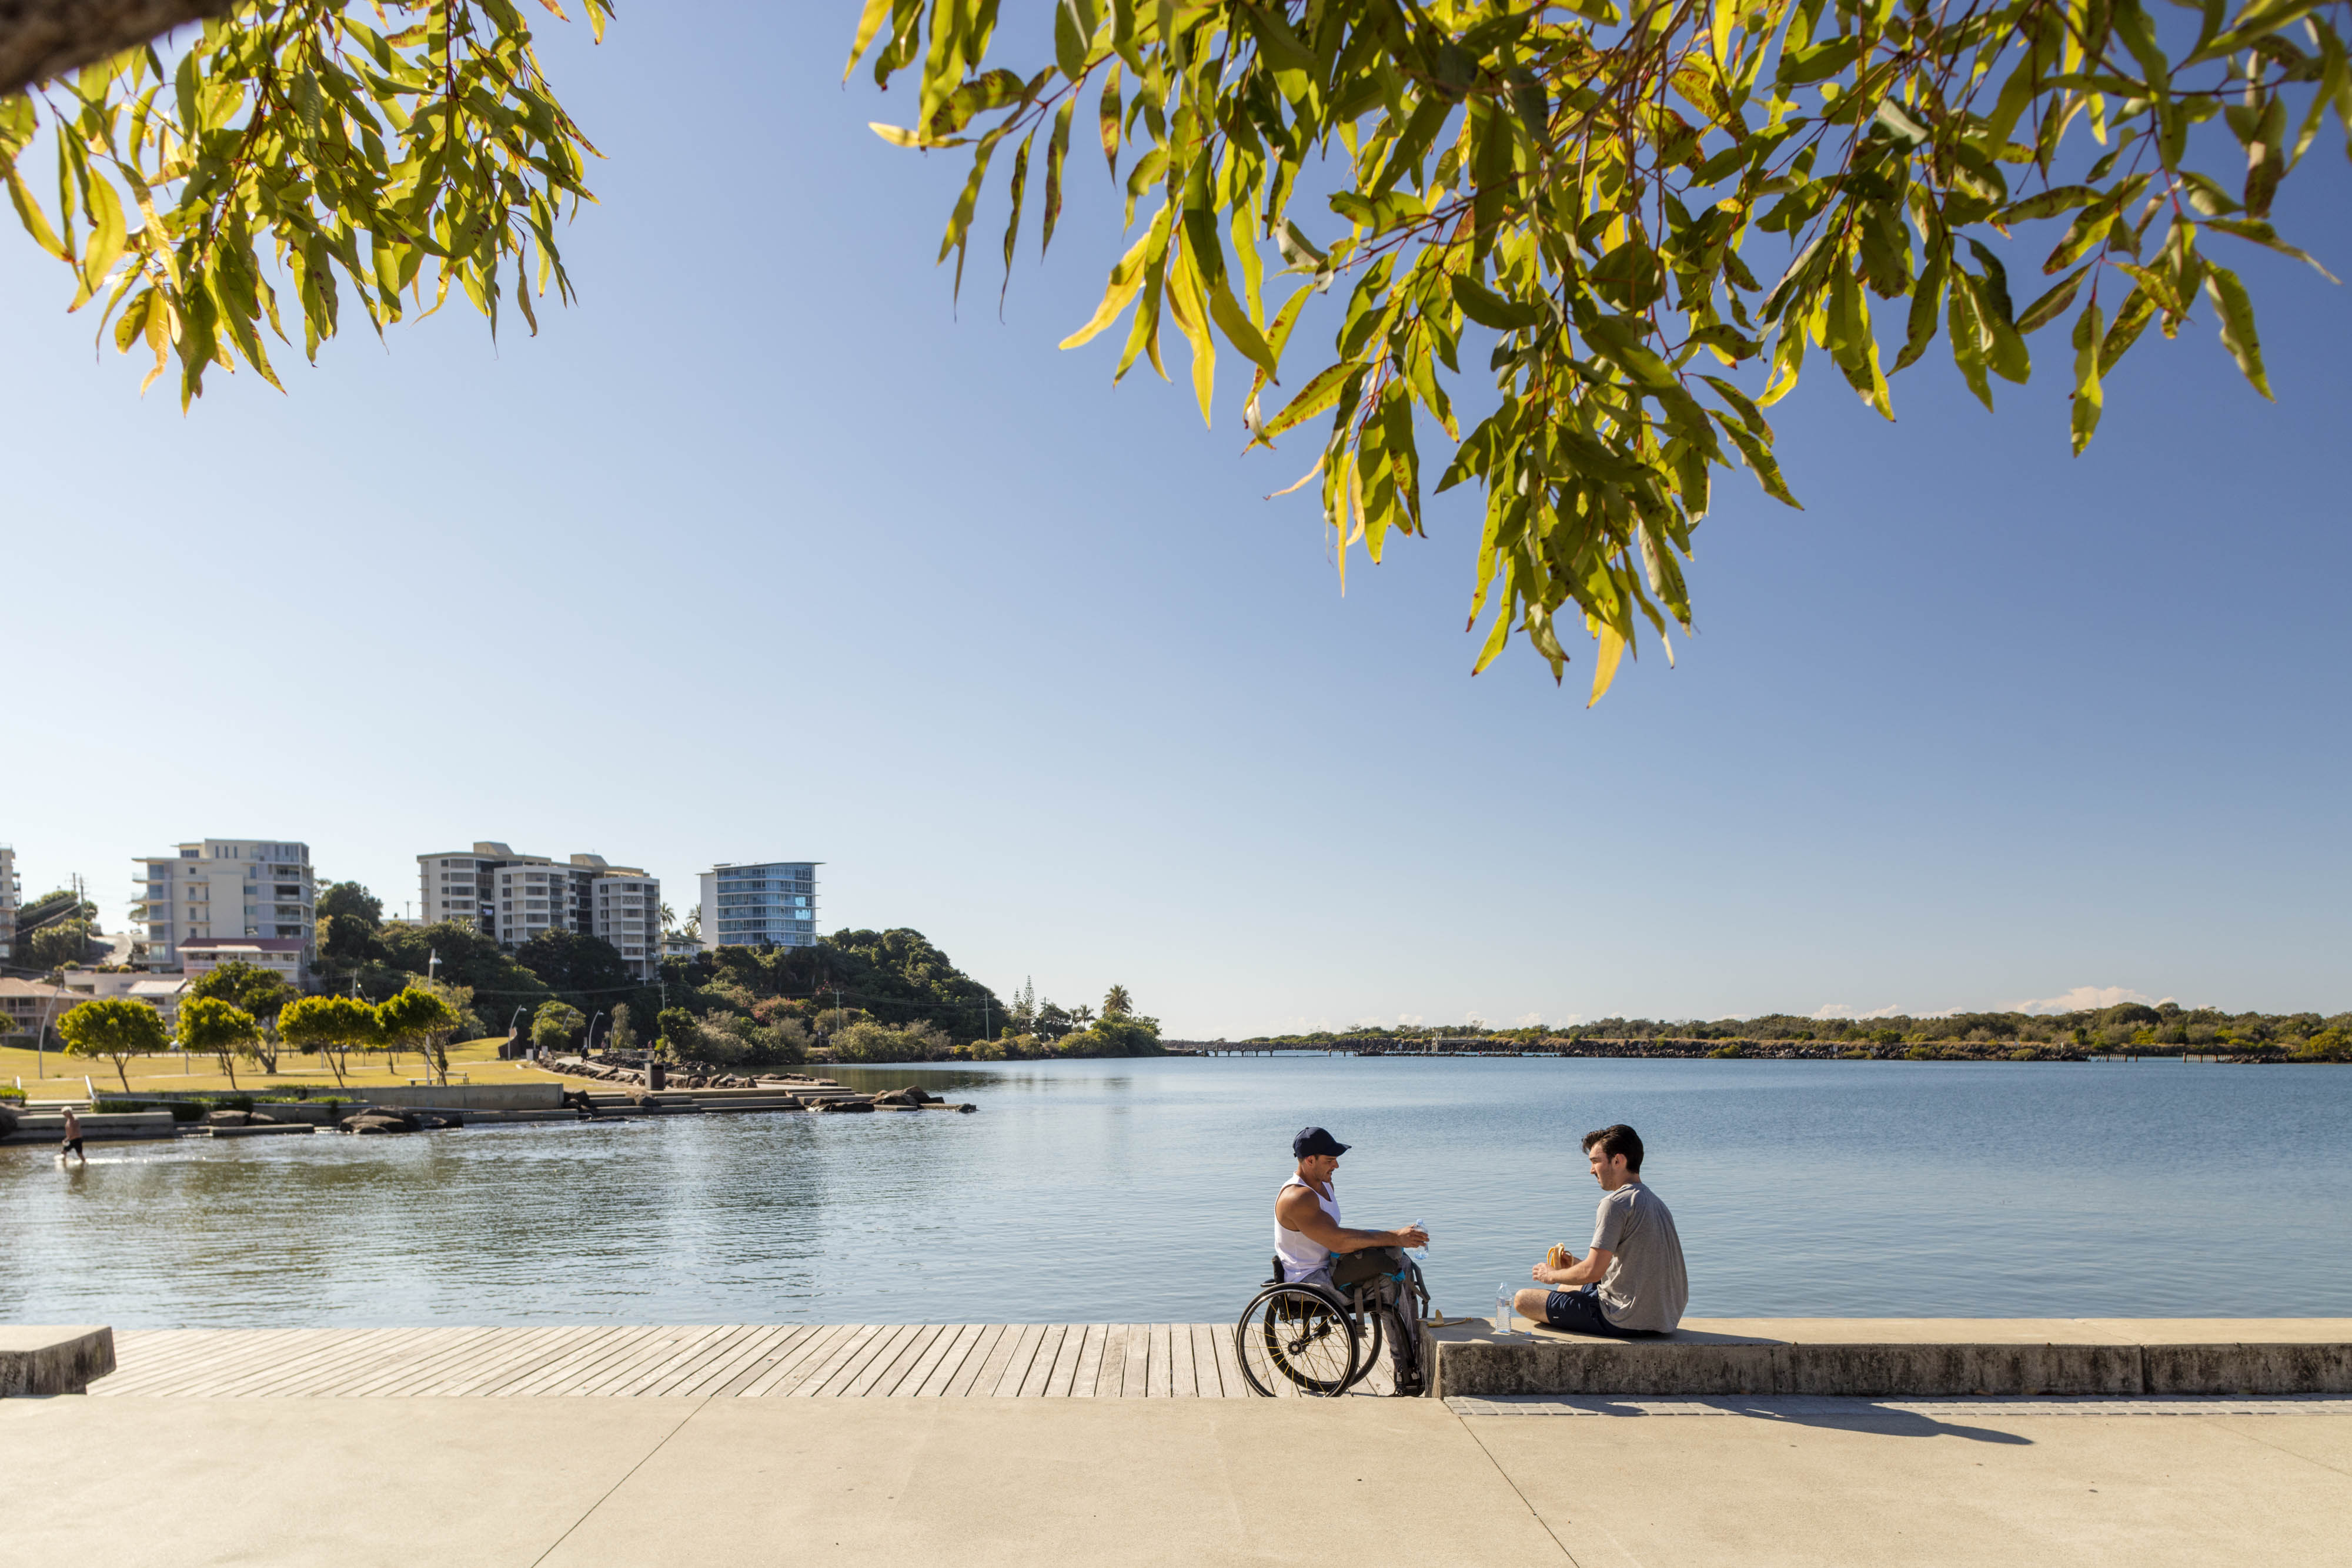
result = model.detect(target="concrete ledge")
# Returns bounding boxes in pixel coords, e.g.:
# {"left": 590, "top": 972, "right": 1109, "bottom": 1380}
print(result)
{"left": 1, "top": 1111, "right": 179, "bottom": 1145}
{"left": 0, "top": 1327, "right": 115, "bottom": 1396}
{"left": 1431, "top": 1318, "right": 2352, "bottom": 1398}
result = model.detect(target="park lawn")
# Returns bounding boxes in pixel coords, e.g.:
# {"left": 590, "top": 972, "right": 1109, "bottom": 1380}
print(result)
{"left": 0, "top": 1037, "right": 574, "bottom": 1098}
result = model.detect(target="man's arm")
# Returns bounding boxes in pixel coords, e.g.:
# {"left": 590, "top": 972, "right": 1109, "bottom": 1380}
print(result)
{"left": 1531, "top": 1248, "right": 1615, "bottom": 1288}
{"left": 1276, "top": 1188, "right": 1426, "bottom": 1254}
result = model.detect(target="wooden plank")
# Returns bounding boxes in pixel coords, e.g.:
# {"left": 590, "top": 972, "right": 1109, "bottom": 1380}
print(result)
{"left": 676, "top": 1325, "right": 807, "bottom": 1399}
{"left": 348, "top": 1327, "right": 514, "bottom": 1397}
{"left": 988, "top": 1324, "right": 1048, "bottom": 1397}
{"left": 542, "top": 1327, "right": 680, "bottom": 1397}
{"left": 610, "top": 1326, "right": 736, "bottom": 1397}
{"left": 1167, "top": 1322, "right": 1198, "bottom": 1397}
{"left": 1147, "top": 1323, "right": 1174, "bottom": 1398}
{"left": 132, "top": 1329, "right": 348, "bottom": 1397}
{"left": 279, "top": 1329, "right": 460, "bottom": 1396}
{"left": 1211, "top": 1319, "right": 1246, "bottom": 1399}
{"left": 98, "top": 1329, "right": 272, "bottom": 1395}
{"left": 1190, "top": 1325, "right": 1223, "bottom": 1397}
{"left": 638, "top": 1325, "right": 755, "bottom": 1398}
{"left": 944, "top": 1325, "right": 1010, "bottom": 1398}
{"left": 849, "top": 1325, "right": 939, "bottom": 1398}
{"left": 812, "top": 1325, "right": 916, "bottom": 1398}
{"left": 1119, "top": 1323, "right": 1150, "bottom": 1399}
{"left": 1092, "top": 1326, "right": 1129, "bottom": 1398}
{"left": 503, "top": 1327, "right": 660, "bottom": 1397}
{"left": 736, "top": 1325, "right": 854, "bottom": 1397}
{"left": 1015, "top": 1325, "right": 1067, "bottom": 1398}
{"left": 899, "top": 1324, "right": 977, "bottom": 1398}
{"left": 1068, "top": 1325, "right": 1107, "bottom": 1399}
{"left": 589, "top": 1326, "right": 729, "bottom": 1397}
{"left": 780, "top": 1325, "right": 884, "bottom": 1397}
{"left": 1043, "top": 1325, "right": 1089, "bottom": 1397}
{"left": 238, "top": 1329, "right": 440, "bottom": 1398}
{"left": 100, "top": 1329, "right": 279, "bottom": 1395}
{"left": 453, "top": 1326, "right": 611, "bottom": 1396}
{"left": 725, "top": 1325, "right": 841, "bottom": 1398}
{"left": 477, "top": 1327, "right": 627, "bottom": 1398}
{"left": 413, "top": 1326, "right": 579, "bottom": 1396}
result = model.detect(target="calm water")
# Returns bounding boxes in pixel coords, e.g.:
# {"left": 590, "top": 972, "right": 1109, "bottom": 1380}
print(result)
{"left": 4, "top": 1057, "right": 2347, "bottom": 1326}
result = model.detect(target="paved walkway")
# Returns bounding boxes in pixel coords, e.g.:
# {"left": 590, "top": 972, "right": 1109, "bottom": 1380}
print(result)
{"left": 10, "top": 1388, "right": 2349, "bottom": 1567}
{"left": 93, "top": 1323, "right": 1406, "bottom": 1398}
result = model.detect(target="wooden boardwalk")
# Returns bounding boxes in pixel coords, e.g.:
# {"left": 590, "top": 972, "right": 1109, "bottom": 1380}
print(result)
{"left": 92, "top": 1325, "right": 1402, "bottom": 1399}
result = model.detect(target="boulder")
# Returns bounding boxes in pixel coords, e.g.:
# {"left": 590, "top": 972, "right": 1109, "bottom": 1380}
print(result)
{"left": 818, "top": 1099, "right": 876, "bottom": 1114}
{"left": 205, "top": 1109, "right": 278, "bottom": 1126}
{"left": 340, "top": 1105, "right": 421, "bottom": 1134}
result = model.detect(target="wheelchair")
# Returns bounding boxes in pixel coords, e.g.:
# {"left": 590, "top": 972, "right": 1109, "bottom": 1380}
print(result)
{"left": 1234, "top": 1250, "right": 1430, "bottom": 1397}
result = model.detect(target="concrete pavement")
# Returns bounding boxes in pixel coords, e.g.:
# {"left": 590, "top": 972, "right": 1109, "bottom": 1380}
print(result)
{"left": 6, "top": 1394, "right": 2348, "bottom": 1567}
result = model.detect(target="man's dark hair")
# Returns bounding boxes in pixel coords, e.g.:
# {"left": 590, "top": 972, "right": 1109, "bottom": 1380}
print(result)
{"left": 1582, "top": 1124, "right": 1644, "bottom": 1174}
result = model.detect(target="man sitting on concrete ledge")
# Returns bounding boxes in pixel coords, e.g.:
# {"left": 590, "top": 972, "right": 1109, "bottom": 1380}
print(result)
{"left": 1514, "top": 1124, "right": 1688, "bottom": 1338}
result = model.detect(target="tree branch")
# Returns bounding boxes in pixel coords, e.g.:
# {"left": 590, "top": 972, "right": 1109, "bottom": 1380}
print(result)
{"left": 1, "top": 0, "right": 229, "bottom": 97}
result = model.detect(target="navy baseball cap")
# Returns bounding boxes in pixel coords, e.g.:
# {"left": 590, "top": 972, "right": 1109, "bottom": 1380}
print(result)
{"left": 1292, "top": 1126, "right": 1350, "bottom": 1158}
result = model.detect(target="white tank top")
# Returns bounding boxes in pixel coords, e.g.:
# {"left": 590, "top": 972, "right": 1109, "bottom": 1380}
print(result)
{"left": 1274, "top": 1175, "right": 1341, "bottom": 1281}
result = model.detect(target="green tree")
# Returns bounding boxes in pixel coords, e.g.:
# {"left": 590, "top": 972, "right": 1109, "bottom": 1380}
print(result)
{"left": 656, "top": 1006, "right": 699, "bottom": 1058}
{"left": 278, "top": 994, "right": 378, "bottom": 1087}
{"left": 530, "top": 999, "right": 586, "bottom": 1055}
{"left": 56, "top": 997, "right": 168, "bottom": 1091}
{"left": 378, "top": 987, "right": 460, "bottom": 1084}
{"left": 1102, "top": 984, "right": 1135, "bottom": 1018}
{"left": 316, "top": 880, "right": 387, "bottom": 965}
{"left": 185, "top": 959, "right": 296, "bottom": 1071}
{"left": 858, "top": 0, "right": 2352, "bottom": 694}
{"left": 176, "top": 995, "right": 262, "bottom": 1092}
{"left": 514, "top": 929, "right": 633, "bottom": 1005}
{"left": 1, "top": 1, "right": 610, "bottom": 406}
{"left": 380, "top": 920, "right": 552, "bottom": 1009}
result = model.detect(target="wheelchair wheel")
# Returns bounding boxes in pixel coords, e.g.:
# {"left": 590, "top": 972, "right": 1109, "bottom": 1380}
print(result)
{"left": 1235, "top": 1285, "right": 1359, "bottom": 1397}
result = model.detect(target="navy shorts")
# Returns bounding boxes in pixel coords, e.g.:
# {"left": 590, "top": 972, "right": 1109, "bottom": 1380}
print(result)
{"left": 1543, "top": 1286, "right": 1646, "bottom": 1338}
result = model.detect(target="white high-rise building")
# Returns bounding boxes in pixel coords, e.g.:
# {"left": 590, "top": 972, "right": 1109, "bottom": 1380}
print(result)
{"left": 417, "top": 842, "right": 660, "bottom": 979}
{"left": 697, "top": 861, "right": 820, "bottom": 951}
{"left": 0, "top": 844, "right": 18, "bottom": 964}
{"left": 133, "top": 839, "right": 314, "bottom": 978}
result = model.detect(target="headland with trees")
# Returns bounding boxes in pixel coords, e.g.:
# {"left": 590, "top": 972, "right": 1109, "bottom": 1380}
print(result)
{"left": 1219, "top": 1003, "right": 2352, "bottom": 1063}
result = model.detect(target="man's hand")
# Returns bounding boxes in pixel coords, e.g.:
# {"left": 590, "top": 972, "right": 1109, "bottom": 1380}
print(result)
{"left": 1389, "top": 1226, "right": 1430, "bottom": 1250}
{"left": 1529, "top": 1258, "right": 1574, "bottom": 1286}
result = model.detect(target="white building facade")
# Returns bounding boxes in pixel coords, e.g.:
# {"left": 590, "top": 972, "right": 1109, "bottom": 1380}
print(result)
{"left": 0, "top": 844, "right": 16, "bottom": 964}
{"left": 697, "top": 861, "right": 820, "bottom": 951}
{"left": 417, "top": 842, "right": 660, "bottom": 979}
{"left": 134, "top": 840, "right": 313, "bottom": 980}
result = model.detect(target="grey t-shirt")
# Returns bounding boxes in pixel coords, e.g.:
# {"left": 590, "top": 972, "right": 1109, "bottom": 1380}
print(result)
{"left": 1589, "top": 1181, "right": 1688, "bottom": 1332}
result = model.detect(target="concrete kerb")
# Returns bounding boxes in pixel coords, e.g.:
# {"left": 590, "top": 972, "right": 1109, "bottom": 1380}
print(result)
{"left": 1429, "top": 1318, "right": 2352, "bottom": 1398}
{"left": 0, "top": 1326, "right": 115, "bottom": 1396}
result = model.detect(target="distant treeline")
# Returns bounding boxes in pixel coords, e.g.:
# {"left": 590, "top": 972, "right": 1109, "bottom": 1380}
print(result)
{"left": 1222, "top": 1003, "right": 2352, "bottom": 1061}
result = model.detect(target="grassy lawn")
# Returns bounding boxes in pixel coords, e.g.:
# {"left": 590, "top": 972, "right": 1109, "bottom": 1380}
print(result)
{"left": 1, "top": 1037, "right": 573, "bottom": 1098}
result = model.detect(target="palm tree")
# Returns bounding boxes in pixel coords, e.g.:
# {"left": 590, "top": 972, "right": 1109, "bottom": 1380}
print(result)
{"left": 1102, "top": 985, "right": 1134, "bottom": 1018}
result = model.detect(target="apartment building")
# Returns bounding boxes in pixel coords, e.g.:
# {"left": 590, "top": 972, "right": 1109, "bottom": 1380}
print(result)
{"left": 0, "top": 844, "right": 16, "bottom": 964}
{"left": 417, "top": 842, "right": 660, "bottom": 979}
{"left": 697, "top": 861, "right": 820, "bottom": 951}
{"left": 133, "top": 840, "right": 314, "bottom": 980}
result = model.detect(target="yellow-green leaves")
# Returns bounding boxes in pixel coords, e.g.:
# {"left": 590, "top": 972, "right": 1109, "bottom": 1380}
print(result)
{"left": 4, "top": 1, "right": 610, "bottom": 406}
{"left": 856, "top": 0, "right": 2351, "bottom": 696}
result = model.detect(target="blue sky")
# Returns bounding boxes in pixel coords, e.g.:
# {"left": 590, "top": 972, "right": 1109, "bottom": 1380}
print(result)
{"left": 3, "top": 9, "right": 2346, "bottom": 1037}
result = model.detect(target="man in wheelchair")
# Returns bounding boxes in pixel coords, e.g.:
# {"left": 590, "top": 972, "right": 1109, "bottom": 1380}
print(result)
{"left": 1248, "top": 1126, "right": 1433, "bottom": 1395}
{"left": 1274, "top": 1126, "right": 1429, "bottom": 1290}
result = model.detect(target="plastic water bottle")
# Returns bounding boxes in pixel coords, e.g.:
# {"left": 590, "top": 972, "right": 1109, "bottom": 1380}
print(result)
{"left": 1406, "top": 1219, "right": 1429, "bottom": 1260}
{"left": 1495, "top": 1283, "right": 1516, "bottom": 1336}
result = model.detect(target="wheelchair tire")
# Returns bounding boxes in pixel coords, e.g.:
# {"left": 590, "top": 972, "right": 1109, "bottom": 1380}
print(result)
{"left": 1235, "top": 1285, "right": 1360, "bottom": 1397}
